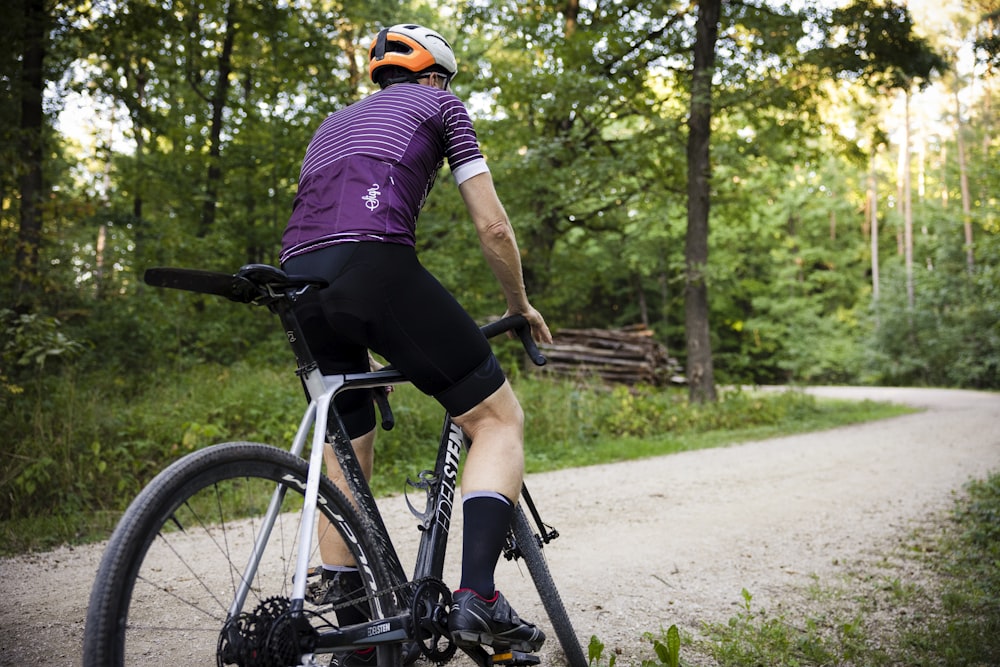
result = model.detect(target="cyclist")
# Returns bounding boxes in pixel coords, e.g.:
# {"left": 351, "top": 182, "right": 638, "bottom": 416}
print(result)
{"left": 280, "top": 22, "right": 552, "bottom": 665}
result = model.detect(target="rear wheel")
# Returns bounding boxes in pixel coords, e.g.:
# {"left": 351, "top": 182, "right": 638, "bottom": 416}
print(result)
{"left": 83, "top": 441, "right": 403, "bottom": 667}
{"left": 511, "top": 504, "right": 588, "bottom": 667}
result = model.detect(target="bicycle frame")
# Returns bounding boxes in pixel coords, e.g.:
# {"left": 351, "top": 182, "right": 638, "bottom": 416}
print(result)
{"left": 229, "top": 286, "right": 485, "bottom": 657}
{"left": 300, "top": 297, "right": 559, "bottom": 661}
{"left": 140, "top": 266, "right": 551, "bottom": 662}
{"left": 231, "top": 292, "right": 413, "bottom": 622}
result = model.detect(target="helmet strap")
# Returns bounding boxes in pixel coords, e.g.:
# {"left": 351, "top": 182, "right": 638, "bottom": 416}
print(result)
{"left": 376, "top": 68, "right": 420, "bottom": 89}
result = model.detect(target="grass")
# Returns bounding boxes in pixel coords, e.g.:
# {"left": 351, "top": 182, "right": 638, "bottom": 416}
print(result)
{"left": 1, "top": 359, "right": 913, "bottom": 555}
{"left": 616, "top": 472, "right": 1000, "bottom": 667}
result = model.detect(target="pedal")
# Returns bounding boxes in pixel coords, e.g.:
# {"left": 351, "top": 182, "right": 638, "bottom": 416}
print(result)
{"left": 491, "top": 650, "right": 540, "bottom": 666}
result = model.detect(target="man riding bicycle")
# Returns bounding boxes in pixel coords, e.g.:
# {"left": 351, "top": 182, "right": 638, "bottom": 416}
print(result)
{"left": 280, "top": 22, "right": 552, "bottom": 666}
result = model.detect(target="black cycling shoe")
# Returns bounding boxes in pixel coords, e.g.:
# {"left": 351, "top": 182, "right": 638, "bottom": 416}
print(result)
{"left": 328, "top": 647, "right": 376, "bottom": 667}
{"left": 306, "top": 568, "right": 367, "bottom": 611}
{"left": 448, "top": 589, "right": 545, "bottom": 652}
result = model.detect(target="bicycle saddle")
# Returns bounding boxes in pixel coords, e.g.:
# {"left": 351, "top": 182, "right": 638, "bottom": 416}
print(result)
{"left": 144, "top": 264, "right": 328, "bottom": 304}
{"left": 236, "top": 264, "right": 329, "bottom": 292}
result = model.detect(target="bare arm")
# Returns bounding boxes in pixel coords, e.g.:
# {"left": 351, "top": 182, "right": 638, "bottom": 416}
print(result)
{"left": 458, "top": 171, "right": 552, "bottom": 344}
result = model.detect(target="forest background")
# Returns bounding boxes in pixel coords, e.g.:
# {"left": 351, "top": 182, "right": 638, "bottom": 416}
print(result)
{"left": 1, "top": 0, "right": 998, "bottom": 538}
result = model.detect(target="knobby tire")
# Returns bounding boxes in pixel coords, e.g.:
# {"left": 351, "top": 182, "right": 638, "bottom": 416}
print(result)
{"left": 82, "top": 441, "right": 403, "bottom": 667}
{"left": 511, "top": 505, "right": 588, "bottom": 667}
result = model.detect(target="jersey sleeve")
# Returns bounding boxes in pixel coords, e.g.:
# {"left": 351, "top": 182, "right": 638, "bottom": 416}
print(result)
{"left": 440, "top": 94, "right": 490, "bottom": 185}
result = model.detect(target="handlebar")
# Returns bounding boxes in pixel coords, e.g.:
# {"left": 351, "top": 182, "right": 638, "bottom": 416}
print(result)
{"left": 374, "top": 315, "right": 546, "bottom": 432}
{"left": 480, "top": 314, "right": 548, "bottom": 367}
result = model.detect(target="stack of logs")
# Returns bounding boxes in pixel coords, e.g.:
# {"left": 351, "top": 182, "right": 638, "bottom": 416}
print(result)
{"left": 536, "top": 325, "right": 685, "bottom": 386}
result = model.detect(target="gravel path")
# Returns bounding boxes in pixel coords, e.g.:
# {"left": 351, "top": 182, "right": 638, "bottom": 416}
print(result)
{"left": 2, "top": 386, "right": 998, "bottom": 666}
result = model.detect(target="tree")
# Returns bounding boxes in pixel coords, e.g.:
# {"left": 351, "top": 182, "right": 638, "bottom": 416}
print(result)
{"left": 5, "top": 0, "right": 994, "bottom": 394}
{"left": 818, "top": 0, "right": 947, "bottom": 310}
{"left": 194, "top": 0, "right": 237, "bottom": 237}
{"left": 684, "top": 0, "right": 721, "bottom": 403}
{"left": 12, "top": 0, "right": 47, "bottom": 301}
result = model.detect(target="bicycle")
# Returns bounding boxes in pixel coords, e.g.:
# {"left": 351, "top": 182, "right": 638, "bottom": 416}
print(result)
{"left": 83, "top": 263, "right": 588, "bottom": 667}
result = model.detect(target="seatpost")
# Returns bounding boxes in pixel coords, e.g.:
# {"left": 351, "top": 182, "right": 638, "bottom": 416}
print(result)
{"left": 270, "top": 290, "right": 328, "bottom": 402}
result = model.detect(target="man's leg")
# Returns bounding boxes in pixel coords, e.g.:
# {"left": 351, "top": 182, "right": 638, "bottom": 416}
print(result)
{"left": 313, "top": 430, "right": 375, "bottom": 633}
{"left": 454, "top": 380, "right": 524, "bottom": 502}
{"left": 448, "top": 381, "right": 545, "bottom": 651}
{"left": 318, "top": 429, "right": 375, "bottom": 565}
{"left": 452, "top": 380, "right": 524, "bottom": 596}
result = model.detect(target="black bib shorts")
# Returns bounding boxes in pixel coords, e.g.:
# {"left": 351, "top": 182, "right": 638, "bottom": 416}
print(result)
{"left": 283, "top": 242, "right": 506, "bottom": 439}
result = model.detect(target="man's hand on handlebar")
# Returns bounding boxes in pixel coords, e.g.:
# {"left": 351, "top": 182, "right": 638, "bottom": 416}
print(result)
{"left": 504, "top": 305, "right": 552, "bottom": 346}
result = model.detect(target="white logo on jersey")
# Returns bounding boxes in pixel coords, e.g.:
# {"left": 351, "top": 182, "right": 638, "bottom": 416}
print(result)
{"left": 363, "top": 183, "right": 381, "bottom": 211}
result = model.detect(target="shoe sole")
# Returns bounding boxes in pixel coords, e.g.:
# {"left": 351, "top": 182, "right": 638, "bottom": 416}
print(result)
{"left": 450, "top": 629, "right": 544, "bottom": 653}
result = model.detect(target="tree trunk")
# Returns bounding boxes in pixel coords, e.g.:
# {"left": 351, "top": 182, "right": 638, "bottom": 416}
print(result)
{"left": 131, "top": 62, "right": 148, "bottom": 222}
{"left": 954, "top": 88, "right": 974, "bottom": 272}
{"left": 684, "top": 0, "right": 721, "bottom": 404}
{"left": 95, "top": 224, "right": 107, "bottom": 298}
{"left": 199, "top": 0, "right": 237, "bottom": 237}
{"left": 564, "top": 0, "right": 579, "bottom": 36}
{"left": 635, "top": 274, "right": 649, "bottom": 327}
{"left": 868, "top": 149, "right": 880, "bottom": 302}
{"left": 14, "top": 0, "right": 47, "bottom": 299}
{"left": 903, "top": 90, "right": 914, "bottom": 309}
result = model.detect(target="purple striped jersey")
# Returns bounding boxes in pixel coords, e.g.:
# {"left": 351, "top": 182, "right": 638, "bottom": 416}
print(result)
{"left": 281, "top": 84, "right": 489, "bottom": 262}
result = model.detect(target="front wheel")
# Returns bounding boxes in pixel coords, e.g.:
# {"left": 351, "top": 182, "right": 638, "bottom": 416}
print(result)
{"left": 511, "top": 505, "right": 588, "bottom": 667}
{"left": 83, "top": 441, "right": 403, "bottom": 667}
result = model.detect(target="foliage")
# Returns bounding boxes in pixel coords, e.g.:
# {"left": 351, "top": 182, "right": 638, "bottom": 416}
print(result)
{"left": 517, "top": 380, "right": 863, "bottom": 446}
{"left": 865, "top": 232, "right": 1000, "bottom": 387}
{"left": 1, "top": 307, "right": 85, "bottom": 378}
{"left": 922, "top": 473, "right": 1000, "bottom": 663}
{"left": 699, "top": 587, "right": 880, "bottom": 666}
{"left": 815, "top": 0, "right": 949, "bottom": 90}
{"left": 2, "top": 0, "right": 997, "bottom": 395}
{"left": 693, "top": 472, "right": 1000, "bottom": 666}
{"left": 0, "top": 361, "right": 910, "bottom": 552}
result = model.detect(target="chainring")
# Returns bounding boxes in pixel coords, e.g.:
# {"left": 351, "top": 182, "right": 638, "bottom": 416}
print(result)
{"left": 410, "top": 579, "right": 456, "bottom": 663}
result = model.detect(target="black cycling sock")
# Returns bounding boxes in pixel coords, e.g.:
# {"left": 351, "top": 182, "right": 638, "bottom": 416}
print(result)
{"left": 459, "top": 493, "right": 514, "bottom": 598}
{"left": 323, "top": 567, "right": 369, "bottom": 628}
{"left": 336, "top": 601, "right": 368, "bottom": 629}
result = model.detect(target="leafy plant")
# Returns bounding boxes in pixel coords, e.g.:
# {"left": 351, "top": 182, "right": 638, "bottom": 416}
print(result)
{"left": 588, "top": 635, "right": 616, "bottom": 667}
{"left": 1, "top": 308, "right": 85, "bottom": 397}
{"left": 0, "top": 359, "right": 910, "bottom": 553}
{"left": 590, "top": 626, "right": 684, "bottom": 667}
{"left": 645, "top": 625, "right": 682, "bottom": 667}
{"left": 700, "top": 588, "right": 861, "bottom": 666}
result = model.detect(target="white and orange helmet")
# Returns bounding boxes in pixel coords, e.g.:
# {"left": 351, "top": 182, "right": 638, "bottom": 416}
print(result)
{"left": 368, "top": 24, "right": 458, "bottom": 88}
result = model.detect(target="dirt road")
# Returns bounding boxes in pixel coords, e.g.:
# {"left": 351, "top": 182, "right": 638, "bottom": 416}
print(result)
{"left": 2, "top": 386, "right": 998, "bottom": 665}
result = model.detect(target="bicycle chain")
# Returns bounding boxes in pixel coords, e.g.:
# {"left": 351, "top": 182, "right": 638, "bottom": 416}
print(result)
{"left": 312, "top": 575, "right": 440, "bottom": 616}
{"left": 218, "top": 577, "right": 436, "bottom": 667}
{"left": 309, "top": 575, "right": 455, "bottom": 664}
